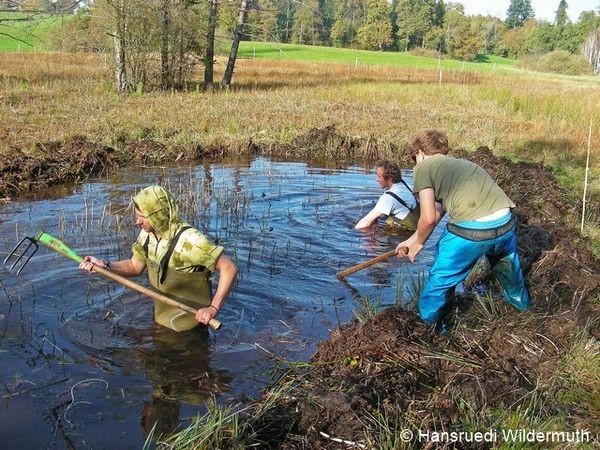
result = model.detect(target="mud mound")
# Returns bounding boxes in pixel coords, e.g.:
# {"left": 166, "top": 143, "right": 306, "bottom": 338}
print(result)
{"left": 122, "top": 139, "right": 217, "bottom": 164}
{"left": 0, "top": 136, "right": 114, "bottom": 198}
{"left": 247, "top": 146, "right": 600, "bottom": 449}
{"left": 290, "top": 125, "right": 380, "bottom": 160}
{"left": 463, "top": 146, "right": 574, "bottom": 225}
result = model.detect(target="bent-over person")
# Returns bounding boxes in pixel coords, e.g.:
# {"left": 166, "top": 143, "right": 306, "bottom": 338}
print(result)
{"left": 396, "top": 129, "right": 529, "bottom": 330}
{"left": 355, "top": 159, "right": 419, "bottom": 232}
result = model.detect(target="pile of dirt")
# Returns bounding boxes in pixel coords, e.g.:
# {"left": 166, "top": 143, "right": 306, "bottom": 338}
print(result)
{"left": 289, "top": 125, "right": 380, "bottom": 161}
{"left": 0, "top": 138, "right": 232, "bottom": 199}
{"left": 0, "top": 136, "right": 114, "bottom": 199}
{"left": 246, "top": 146, "right": 600, "bottom": 449}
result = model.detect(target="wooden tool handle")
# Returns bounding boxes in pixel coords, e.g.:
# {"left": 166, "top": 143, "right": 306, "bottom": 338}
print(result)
{"left": 94, "top": 266, "right": 222, "bottom": 330}
{"left": 336, "top": 249, "right": 398, "bottom": 279}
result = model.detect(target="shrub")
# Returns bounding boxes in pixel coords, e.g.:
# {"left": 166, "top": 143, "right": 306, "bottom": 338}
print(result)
{"left": 409, "top": 47, "right": 442, "bottom": 59}
{"left": 518, "top": 50, "right": 592, "bottom": 75}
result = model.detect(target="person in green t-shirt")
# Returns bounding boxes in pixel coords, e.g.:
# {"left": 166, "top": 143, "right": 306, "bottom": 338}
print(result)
{"left": 395, "top": 129, "right": 529, "bottom": 331}
{"left": 79, "top": 185, "right": 237, "bottom": 332}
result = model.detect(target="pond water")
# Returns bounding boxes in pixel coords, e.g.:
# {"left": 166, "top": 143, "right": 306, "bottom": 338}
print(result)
{"left": 0, "top": 157, "right": 443, "bottom": 449}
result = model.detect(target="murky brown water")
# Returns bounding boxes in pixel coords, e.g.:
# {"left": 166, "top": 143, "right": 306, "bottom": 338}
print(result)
{"left": 0, "top": 157, "right": 442, "bottom": 448}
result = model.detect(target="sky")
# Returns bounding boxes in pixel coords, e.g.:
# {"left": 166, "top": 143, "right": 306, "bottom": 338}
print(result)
{"left": 458, "top": 0, "right": 598, "bottom": 23}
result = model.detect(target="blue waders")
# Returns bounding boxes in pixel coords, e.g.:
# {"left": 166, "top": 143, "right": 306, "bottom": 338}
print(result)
{"left": 418, "top": 214, "right": 530, "bottom": 325}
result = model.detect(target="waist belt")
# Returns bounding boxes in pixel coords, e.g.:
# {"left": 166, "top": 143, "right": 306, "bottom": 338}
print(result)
{"left": 447, "top": 215, "right": 515, "bottom": 242}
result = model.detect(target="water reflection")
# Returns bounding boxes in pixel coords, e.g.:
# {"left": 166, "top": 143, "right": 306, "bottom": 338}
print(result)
{"left": 0, "top": 157, "right": 443, "bottom": 449}
{"left": 138, "top": 326, "right": 231, "bottom": 438}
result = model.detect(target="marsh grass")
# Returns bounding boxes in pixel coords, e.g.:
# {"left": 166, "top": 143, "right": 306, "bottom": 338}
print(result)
{"left": 353, "top": 294, "right": 383, "bottom": 322}
{"left": 155, "top": 375, "right": 299, "bottom": 449}
{"left": 551, "top": 321, "right": 600, "bottom": 426}
{"left": 362, "top": 406, "right": 415, "bottom": 450}
{"left": 395, "top": 270, "right": 426, "bottom": 309}
{"left": 1, "top": 53, "right": 598, "bottom": 177}
{"left": 156, "top": 397, "right": 243, "bottom": 449}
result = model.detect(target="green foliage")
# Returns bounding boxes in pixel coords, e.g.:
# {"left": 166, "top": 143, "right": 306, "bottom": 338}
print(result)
{"left": 354, "top": 294, "right": 383, "bottom": 322}
{"left": 357, "top": 21, "right": 393, "bottom": 50}
{"left": 330, "top": 0, "right": 366, "bottom": 47}
{"left": 395, "top": 0, "right": 436, "bottom": 50}
{"left": 500, "top": 19, "right": 537, "bottom": 58}
{"left": 357, "top": 0, "right": 393, "bottom": 50}
{"left": 291, "top": 0, "right": 323, "bottom": 45}
{"left": 246, "top": 0, "right": 280, "bottom": 41}
{"left": 519, "top": 50, "right": 592, "bottom": 75}
{"left": 555, "top": 0, "right": 570, "bottom": 26}
{"left": 444, "top": 5, "right": 481, "bottom": 60}
{"left": 505, "top": 0, "right": 534, "bottom": 29}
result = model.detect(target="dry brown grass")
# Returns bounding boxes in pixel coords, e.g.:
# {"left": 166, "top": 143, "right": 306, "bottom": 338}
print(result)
{"left": 1, "top": 52, "right": 599, "bottom": 188}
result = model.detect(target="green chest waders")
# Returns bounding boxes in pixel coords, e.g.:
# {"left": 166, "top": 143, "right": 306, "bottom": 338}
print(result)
{"left": 383, "top": 183, "right": 420, "bottom": 232}
{"left": 385, "top": 205, "right": 420, "bottom": 232}
{"left": 146, "top": 258, "right": 212, "bottom": 332}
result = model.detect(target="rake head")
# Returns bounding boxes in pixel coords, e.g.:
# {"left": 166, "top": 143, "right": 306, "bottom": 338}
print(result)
{"left": 3, "top": 236, "right": 39, "bottom": 276}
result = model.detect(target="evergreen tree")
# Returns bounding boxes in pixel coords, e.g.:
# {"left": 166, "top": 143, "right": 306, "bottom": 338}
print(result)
{"left": 330, "top": 0, "right": 367, "bottom": 46}
{"left": 320, "top": 0, "right": 336, "bottom": 44}
{"left": 554, "top": 0, "right": 569, "bottom": 26}
{"left": 505, "top": 0, "right": 534, "bottom": 29}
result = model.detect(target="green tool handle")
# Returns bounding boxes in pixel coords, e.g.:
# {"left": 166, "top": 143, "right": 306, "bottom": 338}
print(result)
{"left": 35, "top": 232, "right": 222, "bottom": 330}
{"left": 37, "top": 231, "right": 84, "bottom": 264}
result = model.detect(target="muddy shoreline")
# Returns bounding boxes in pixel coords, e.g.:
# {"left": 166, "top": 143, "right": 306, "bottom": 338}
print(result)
{"left": 2, "top": 126, "right": 599, "bottom": 448}
{"left": 0, "top": 126, "right": 379, "bottom": 200}
{"left": 249, "top": 144, "right": 600, "bottom": 449}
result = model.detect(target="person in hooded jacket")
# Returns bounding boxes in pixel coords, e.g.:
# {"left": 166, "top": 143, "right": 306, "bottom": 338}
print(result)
{"left": 79, "top": 185, "right": 237, "bottom": 332}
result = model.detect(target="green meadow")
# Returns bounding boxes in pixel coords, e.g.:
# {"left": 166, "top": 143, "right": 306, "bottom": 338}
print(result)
{"left": 236, "top": 40, "right": 517, "bottom": 73}
{"left": 0, "top": 12, "right": 67, "bottom": 52}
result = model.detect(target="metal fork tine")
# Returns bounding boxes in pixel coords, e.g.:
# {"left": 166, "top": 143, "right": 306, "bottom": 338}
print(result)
{"left": 3, "top": 237, "right": 39, "bottom": 276}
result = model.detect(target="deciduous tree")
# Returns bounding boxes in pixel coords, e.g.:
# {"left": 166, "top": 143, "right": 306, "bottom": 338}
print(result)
{"left": 395, "top": 0, "right": 436, "bottom": 50}
{"left": 357, "top": 0, "right": 392, "bottom": 50}
{"left": 291, "top": 0, "right": 323, "bottom": 44}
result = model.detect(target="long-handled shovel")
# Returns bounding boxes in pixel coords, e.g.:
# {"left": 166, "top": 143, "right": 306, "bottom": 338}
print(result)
{"left": 4, "top": 231, "right": 221, "bottom": 330}
{"left": 336, "top": 249, "right": 398, "bottom": 279}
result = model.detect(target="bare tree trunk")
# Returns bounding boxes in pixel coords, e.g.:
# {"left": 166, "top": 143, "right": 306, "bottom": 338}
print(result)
{"left": 178, "top": 32, "right": 184, "bottom": 88}
{"left": 582, "top": 27, "right": 600, "bottom": 74}
{"left": 160, "top": 0, "right": 171, "bottom": 91}
{"left": 221, "top": 0, "right": 248, "bottom": 89}
{"left": 204, "top": 0, "right": 218, "bottom": 89}
{"left": 114, "top": 1, "right": 128, "bottom": 92}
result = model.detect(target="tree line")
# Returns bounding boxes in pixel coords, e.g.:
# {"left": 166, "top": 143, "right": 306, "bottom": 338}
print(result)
{"left": 245, "top": 0, "right": 600, "bottom": 62}
{"left": 5, "top": 0, "right": 600, "bottom": 91}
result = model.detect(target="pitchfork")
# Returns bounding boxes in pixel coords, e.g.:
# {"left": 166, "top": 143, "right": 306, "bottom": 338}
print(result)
{"left": 4, "top": 231, "right": 221, "bottom": 330}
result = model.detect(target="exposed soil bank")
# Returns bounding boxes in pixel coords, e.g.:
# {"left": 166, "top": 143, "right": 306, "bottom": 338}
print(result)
{"left": 0, "top": 126, "right": 378, "bottom": 200}
{"left": 243, "top": 145, "right": 600, "bottom": 449}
